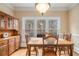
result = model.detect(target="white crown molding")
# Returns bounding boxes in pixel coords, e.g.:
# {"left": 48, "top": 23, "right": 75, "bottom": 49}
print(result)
{"left": 14, "top": 7, "right": 68, "bottom": 12}
{"left": 0, "top": 3, "right": 14, "bottom": 10}
{"left": 5, "top": 4, "right": 14, "bottom": 10}
{"left": 14, "top": 4, "right": 78, "bottom": 12}
{"left": 68, "top": 3, "right": 79, "bottom": 10}
{"left": 1, "top": 3, "right": 78, "bottom": 12}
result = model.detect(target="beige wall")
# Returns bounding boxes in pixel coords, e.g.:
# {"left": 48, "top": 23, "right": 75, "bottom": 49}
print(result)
{"left": 0, "top": 4, "right": 14, "bottom": 16}
{"left": 14, "top": 10, "right": 69, "bottom": 33}
{"left": 1, "top": 3, "right": 79, "bottom": 34}
{"left": 0, "top": 3, "right": 69, "bottom": 33}
{"left": 69, "top": 5, "right": 79, "bottom": 34}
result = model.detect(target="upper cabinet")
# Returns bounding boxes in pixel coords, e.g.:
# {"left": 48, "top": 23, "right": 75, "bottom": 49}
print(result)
{"left": 0, "top": 11, "right": 19, "bottom": 31}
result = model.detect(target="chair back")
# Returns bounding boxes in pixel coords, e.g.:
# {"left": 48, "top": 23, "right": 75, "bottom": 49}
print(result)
{"left": 63, "top": 33, "right": 71, "bottom": 41}
{"left": 42, "top": 33, "right": 58, "bottom": 55}
{"left": 58, "top": 33, "right": 64, "bottom": 39}
{"left": 25, "top": 34, "right": 31, "bottom": 45}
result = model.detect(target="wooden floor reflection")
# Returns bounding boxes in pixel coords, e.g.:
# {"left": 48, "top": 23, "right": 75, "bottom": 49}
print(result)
{"left": 11, "top": 48, "right": 79, "bottom": 56}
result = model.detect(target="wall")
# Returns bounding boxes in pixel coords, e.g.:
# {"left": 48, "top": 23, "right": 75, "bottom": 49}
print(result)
{"left": 69, "top": 4, "right": 79, "bottom": 34}
{"left": 0, "top": 3, "right": 70, "bottom": 34}
{"left": 14, "top": 10, "right": 69, "bottom": 33}
{"left": 69, "top": 4, "right": 79, "bottom": 53}
{"left": 0, "top": 4, "right": 14, "bottom": 16}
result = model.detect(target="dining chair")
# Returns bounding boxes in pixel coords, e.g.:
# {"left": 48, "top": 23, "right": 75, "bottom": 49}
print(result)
{"left": 25, "top": 34, "right": 30, "bottom": 55}
{"left": 42, "top": 33, "right": 58, "bottom": 56}
{"left": 58, "top": 33, "right": 71, "bottom": 56}
{"left": 25, "top": 34, "right": 38, "bottom": 56}
{"left": 63, "top": 33, "right": 71, "bottom": 41}
{"left": 58, "top": 33, "right": 64, "bottom": 39}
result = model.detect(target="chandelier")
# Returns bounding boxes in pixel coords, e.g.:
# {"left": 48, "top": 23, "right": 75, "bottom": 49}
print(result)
{"left": 35, "top": 3, "right": 50, "bottom": 16}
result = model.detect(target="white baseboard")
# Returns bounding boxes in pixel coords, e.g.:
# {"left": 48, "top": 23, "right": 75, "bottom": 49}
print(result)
{"left": 72, "top": 34, "right": 79, "bottom": 54}
{"left": 20, "top": 42, "right": 26, "bottom": 47}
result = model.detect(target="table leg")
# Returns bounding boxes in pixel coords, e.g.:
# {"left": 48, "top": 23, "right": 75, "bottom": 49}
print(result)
{"left": 26, "top": 45, "right": 28, "bottom": 56}
{"left": 28, "top": 45, "right": 31, "bottom": 56}
{"left": 42, "top": 45, "right": 45, "bottom": 56}
{"left": 35, "top": 46, "right": 38, "bottom": 56}
{"left": 70, "top": 45, "right": 73, "bottom": 56}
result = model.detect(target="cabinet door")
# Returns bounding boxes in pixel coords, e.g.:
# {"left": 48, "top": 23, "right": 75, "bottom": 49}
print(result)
{"left": 8, "top": 38, "right": 15, "bottom": 55}
{"left": 14, "top": 20, "right": 19, "bottom": 30}
{"left": 0, "top": 19, "right": 5, "bottom": 29}
{"left": 15, "top": 36, "right": 20, "bottom": 50}
{"left": 0, "top": 45, "right": 8, "bottom": 56}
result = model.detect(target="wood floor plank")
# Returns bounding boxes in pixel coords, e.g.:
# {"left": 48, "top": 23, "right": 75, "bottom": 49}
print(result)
{"left": 10, "top": 48, "right": 79, "bottom": 56}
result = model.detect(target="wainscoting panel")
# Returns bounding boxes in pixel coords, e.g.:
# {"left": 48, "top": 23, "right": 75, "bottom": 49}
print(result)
{"left": 72, "top": 34, "right": 79, "bottom": 53}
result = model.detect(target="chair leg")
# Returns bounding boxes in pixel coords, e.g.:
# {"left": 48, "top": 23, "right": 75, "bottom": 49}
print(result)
{"left": 59, "top": 48, "right": 61, "bottom": 56}
{"left": 26, "top": 50, "right": 28, "bottom": 56}
{"left": 64, "top": 50, "right": 66, "bottom": 55}
{"left": 34, "top": 46, "right": 38, "bottom": 56}
{"left": 68, "top": 47, "right": 70, "bottom": 55}
{"left": 36, "top": 47, "right": 38, "bottom": 56}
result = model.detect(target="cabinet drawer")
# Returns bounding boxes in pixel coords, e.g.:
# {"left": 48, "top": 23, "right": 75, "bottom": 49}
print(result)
{"left": 0, "top": 40, "right": 8, "bottom": 46}
{"left": 0, "top": 45, "right": 8, "bottom": 56}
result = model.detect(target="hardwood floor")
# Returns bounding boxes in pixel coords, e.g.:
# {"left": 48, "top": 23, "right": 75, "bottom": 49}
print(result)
{"left": 10, "top": 48, "right": 79, "bottom": 56}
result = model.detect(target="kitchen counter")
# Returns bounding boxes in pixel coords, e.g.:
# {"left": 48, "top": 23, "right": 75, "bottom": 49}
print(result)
{"left": 0, "top": 35, "right": 20, "bottom": 56}
{"left": 0, "top": 35, "right": 20, "bottom": 42}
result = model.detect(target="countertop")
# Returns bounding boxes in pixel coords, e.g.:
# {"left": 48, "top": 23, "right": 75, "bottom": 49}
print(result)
{"left": 0, "top": 35, "right": 20, "bottom": 42}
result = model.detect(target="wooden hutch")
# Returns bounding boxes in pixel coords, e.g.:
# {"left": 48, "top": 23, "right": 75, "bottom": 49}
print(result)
{"left": 0, "top": 11, "right": 20, "bottom": 56}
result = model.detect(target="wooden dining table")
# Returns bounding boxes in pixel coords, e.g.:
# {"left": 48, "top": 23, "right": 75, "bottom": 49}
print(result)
{"left": 27, "top": 37, "right": 74, "bottom": 56}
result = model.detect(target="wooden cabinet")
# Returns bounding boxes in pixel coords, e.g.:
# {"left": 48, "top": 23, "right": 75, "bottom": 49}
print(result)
{"left": 8, "top": 36, "right": 20, "bottom": 55}
{"left": 15, "top": 36, "right": 20, "bottom": 50}
{"left": 8, "top": 38, "right": 15, "bottom": 55}
{"left": 0, "top": 36, "right": 20, "bottom": 56}
{"left": 0, "top": 11, "right": 19, "bottom": 31}
{"left": 0, "top": 11, "right": 19, "bottom": 56}
{"left": 0, "top": 40, "right": 8, "bottom": 56}
{"left": 0, "top": 45, "right": 8, "bottom": 56}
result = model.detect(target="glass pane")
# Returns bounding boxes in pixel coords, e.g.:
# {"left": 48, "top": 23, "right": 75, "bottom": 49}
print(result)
{"left": 37, "top": 20, "right": 46, "bottom": 34}
{"left": 25, "top": 20, "right": 34, "bottom": 37}
{"left": 0, "top": 20, "right": 5, "bottom": 29}
{"left": 49, "top": 20, "right": 57, "bottom": 35}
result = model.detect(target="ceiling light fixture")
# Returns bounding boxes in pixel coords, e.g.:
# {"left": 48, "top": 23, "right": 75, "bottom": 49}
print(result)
{"left": 35, "top": 3, "right": 50, "bottom": 16}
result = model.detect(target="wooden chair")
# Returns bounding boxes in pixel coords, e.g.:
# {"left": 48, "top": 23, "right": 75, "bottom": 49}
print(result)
{"left": 58, "top": 33, "right": 64, "bottom": 39}
{"left": 25, "top": 34, "right": 38, "bottom": 56}
{"left": 63, "top": 33, "right": 71, "bottom": 41}
{"left": 42, "top": 33, "right": 58, "bottom": 56}
{"left": 25, "top": 34, "right": 30, "bottom": 55}
{"left": 58, "top": 33, "right": 71, "bottom": 56}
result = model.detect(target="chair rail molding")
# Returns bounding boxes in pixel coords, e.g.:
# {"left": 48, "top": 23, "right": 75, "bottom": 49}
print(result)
{"left": 71, "top": 33, "right": 79, "bottom": 54}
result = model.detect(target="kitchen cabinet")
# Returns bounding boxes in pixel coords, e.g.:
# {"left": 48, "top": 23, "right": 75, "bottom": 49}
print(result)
{"left": 0, "top": 11, "right": 19, "bottom": 31}
{"left": 0, "top": 45, "right": 8, "bottom": 56}
{"left": 0, "top": 40, "right": 8, "bottom": 56}
{"left": 8, "top": 36, "right": 20, "bottom": 55}
{"left": 15, "top": 36, "right": 20, "bottom": 50}
{"left": 8, "top": 38, "right": 15, "bottom": 55}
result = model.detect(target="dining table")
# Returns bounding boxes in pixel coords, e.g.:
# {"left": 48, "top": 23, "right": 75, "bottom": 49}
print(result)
{"left": 27, "top": 37, "right": 74, "bottom": 56}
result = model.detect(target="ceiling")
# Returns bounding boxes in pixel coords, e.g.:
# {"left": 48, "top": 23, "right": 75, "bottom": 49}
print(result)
{"left": 9, "top": 3, "right": 78, "bottom": 11}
